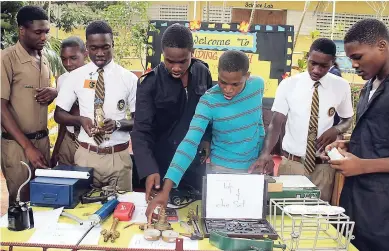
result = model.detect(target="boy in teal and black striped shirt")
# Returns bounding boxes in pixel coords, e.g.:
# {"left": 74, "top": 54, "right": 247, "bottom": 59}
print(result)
{"left": 146, "top": 50, "right": 267, "bottom": 216}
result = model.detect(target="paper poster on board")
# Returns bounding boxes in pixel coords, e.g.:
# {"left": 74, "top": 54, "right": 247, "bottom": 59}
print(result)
{"left": 145, "top": 20, "right": 294, "bottom": 108}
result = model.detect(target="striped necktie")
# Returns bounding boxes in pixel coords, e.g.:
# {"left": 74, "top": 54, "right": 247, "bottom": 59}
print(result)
{"left": 304, "top": 81, "right": 320, "bottom": 173}
{"left": 93, "top": 68, "right": 105, "bottom": 145}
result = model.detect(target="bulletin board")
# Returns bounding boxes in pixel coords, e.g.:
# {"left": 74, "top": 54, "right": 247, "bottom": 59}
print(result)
{"left": 146, "top": 20, "right": 294, "bottom": 108}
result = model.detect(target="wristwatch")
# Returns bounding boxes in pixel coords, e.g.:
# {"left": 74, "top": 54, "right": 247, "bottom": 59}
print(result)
{"left": 115, "top": 120, "right": 121, "bottom": 131}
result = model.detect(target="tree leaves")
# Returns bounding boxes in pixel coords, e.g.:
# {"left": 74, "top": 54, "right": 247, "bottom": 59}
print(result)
{"left": 102, "top": 1, "right": 158, "bottom": 70}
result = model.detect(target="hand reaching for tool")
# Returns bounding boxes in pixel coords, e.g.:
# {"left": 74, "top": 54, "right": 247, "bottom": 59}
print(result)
{"left": 102, "top": 118, "right": 116, "bottom": 134}
{"left": 145, "top": 173, "right": 161, "bottom": 202}
{"left": 316, "top": 127, "right": 339, "bottom": 152}
{"left": 145, "top": 179, "right": 174, "bottom": 223}
{"left": 145, "top": 191, "right": 169, "bottom": 224}
{"left": 248, "top": 154, "right": 274, "bottom": 174}
{"left": 79, "top": 117, "right": 94, "bottom": 137}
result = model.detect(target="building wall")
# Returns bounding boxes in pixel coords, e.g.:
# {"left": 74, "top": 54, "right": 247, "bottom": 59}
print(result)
{"left": 148, "top": 1, "right": 379, "bottom": 84}
{"left": 52, "top": 1, "right": 385, "bottom": 84}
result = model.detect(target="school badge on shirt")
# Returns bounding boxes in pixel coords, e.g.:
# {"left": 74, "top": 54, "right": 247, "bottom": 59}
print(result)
{"left": 83, "top": 72, "right": 98, "bottom": 89}
{"left": 328, "top": 107, "right": 336, "bottom": 117}
{"left": 84, "top": 79, "right": 97, "bottom": 89}
{"left": 117, "top": 99, "right": 125, "bottom": 111}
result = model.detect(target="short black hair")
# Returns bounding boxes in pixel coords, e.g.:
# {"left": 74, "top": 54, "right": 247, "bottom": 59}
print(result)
{"left": 344, "top": 18, "right": 389, "bottom": 45}
{"left": 218, "top": 50, "right": 249, "bottom": 74}
{"left": 309, "top": 38, "right": 336, "bottom": 57}
{"left": 161, "top": 23, "right": 194, "bottom": 50}
{"left": 61, "top": 36, "right": 86, "bottom": 52}
{"left": 85, "top": 21, "right": 113, "bottom": 40}
{"left": 16, "top": 6, "right": 48, "bottom": 27}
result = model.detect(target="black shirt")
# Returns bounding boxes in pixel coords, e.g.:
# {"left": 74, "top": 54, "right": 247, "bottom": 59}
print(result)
{"left": 340, "top": 75, "right": 389, "bottom": 251}
{"left": 349, "top": 76, "right": 389, "bottom": 161}
{"left": 131, "top": 59, "right": 213, "bottom": 189}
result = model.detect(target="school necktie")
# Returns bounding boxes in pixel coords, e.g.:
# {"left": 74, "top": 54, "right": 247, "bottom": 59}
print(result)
{"left": 74, "top": 125, "right": 80, "bottom": 149}
{"left": 93, "top": 68, "right": 105, "bottom": 145}
{"left": 304, "top": 81, "right": 320, "bottom": 174}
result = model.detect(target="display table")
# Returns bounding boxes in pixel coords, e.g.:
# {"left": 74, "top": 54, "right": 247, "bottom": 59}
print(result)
{"left": 1, "top": 197, "right": 358, "bottom": 251}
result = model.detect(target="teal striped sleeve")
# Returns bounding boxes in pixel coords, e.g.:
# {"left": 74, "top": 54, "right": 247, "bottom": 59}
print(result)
{"left": 164, "top": 95, "right": 213, "bottom": 187}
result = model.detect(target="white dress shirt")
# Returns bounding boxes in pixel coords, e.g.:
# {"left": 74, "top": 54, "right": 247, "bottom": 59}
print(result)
{"left": 57, "top": 72, "right": 74, "bottom": 133}
{"left": 56, "top": 61, "right": 137, "bottom": 147}
{"left": 272, "top": 71, "right": 354, "bottom": 157}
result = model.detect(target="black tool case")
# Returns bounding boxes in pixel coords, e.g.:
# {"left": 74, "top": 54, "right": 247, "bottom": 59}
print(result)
{"left": 201, "top": 173, "right": 278, "bottom": 240}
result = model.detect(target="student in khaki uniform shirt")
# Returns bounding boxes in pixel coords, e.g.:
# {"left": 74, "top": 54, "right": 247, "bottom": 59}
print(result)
{"left": 55, "top": 21, "right": 137, "bottom": 191}
{"left": 1, "top": 6, "right": 58, "bottom": 203}
{"left": 50, "top": 37, "right": 87, "bottom": 167}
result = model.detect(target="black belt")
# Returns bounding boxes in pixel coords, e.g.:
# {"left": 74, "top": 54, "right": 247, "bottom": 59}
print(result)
{"left": 1, "top": 129, "right": 48, "bottom": 140}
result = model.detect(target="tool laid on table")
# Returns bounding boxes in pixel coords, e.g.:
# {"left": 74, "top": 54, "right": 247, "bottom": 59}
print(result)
{"left": 30, "top": 165, "right": 93, "bottom": 209}
{"left": 186, "top": 205, "right": 204, "bottom": 240}
{"left": 140, "top": 206, "right": 183, "bottom": 243}
{"left": 113, "top": 202, "right": 135, "bottom": 221}
{"left": 209, "top": 231, "right": 286, "bottom": 251}
{"left": 80, "top": 185, "right": 118, "bottom": 204}
{"left": 98, "top": 202, "right": 136, "bottom": 243}
{"left": 101, "top": 217, "right": 120, "bottom": 243}
{"left": 201, "top": 174, "right": 279, "bottom": 240}
{"left": 61, "top": 211, "right": 85, "bottom": 225}
{"left": 8, "top": 161, "right": 34, "bottom": 231}
{"left": 71, "top": 198, "right": 119, "bottom": 245}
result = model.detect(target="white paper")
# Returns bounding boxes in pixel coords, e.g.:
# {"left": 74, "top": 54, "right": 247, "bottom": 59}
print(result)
{"left": 0, "top": 207, "right": 63, "bottom": 228}
{"left": 128, "top": 234, "right": 198, "bottom": 250}
{"left": 129, "top": 206, "right": 147, "bottom": 223}
{"left": 0, "top": 213, "right": 8, "bottom": 227}
{"left": 205, "top": 174, "right": 264, "bottom": 219}
{"left": 35, "top": 169, "right": 90, "bottom": 179}
{"left": 118, "top": 192, "right": 147, "bottom": 207}
{"left": 28, "top": 223, "right": 101, "bottom": 245}
{"left": 273, "top": 175, "right": 316, "bottom": 188}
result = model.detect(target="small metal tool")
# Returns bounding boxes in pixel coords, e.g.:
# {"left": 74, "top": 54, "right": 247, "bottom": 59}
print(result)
{"left": 74, "top": 198, "right": 119, "bottom": 245}
{"left": 61, "top": 212, "right": 84, "bottom": 225}
{"left": 187, "top": 205, "right": 203, "bottom": 240}
{"left": 101, "top": 217, "right": 120, "bottom": 243}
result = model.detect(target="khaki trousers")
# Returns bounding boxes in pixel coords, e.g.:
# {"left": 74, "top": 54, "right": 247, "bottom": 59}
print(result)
{"left": 1, "top": 137, "right": 50, "bottom": 203}
{"left": 206, "top": 163, "right": 248, "bottom": 174}
{"left": 74, "top": 146, "right": 133, "bottom": 191}
{"left": 278, "top": 156, "right": 336, "bottom": 202}
{"left": 58, "top": 131, "right": 77, "bottom": 166}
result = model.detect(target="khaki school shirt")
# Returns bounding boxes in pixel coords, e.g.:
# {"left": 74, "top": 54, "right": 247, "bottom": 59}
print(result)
{"left": 1, "top": 41, "right": 50, "bottom": 134}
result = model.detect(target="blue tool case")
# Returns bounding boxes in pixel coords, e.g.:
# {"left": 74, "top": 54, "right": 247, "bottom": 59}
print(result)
{"left": 30, "top": 166, "right": 93, "bottom": 209}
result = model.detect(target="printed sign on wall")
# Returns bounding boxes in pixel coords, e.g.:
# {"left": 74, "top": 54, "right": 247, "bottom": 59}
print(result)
{"left": 146, "top": 20, "right": 294, "bottom": 107}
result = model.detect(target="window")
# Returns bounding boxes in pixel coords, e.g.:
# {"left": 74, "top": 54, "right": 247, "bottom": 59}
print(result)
{"left": 148, "top": 4, "right": 189, "bottom": 21}
{"left": 316, "top": 12, "right": 389, "bottom": 39}
{"left": 202, "top": 6, "right": 232, "bottom": 23}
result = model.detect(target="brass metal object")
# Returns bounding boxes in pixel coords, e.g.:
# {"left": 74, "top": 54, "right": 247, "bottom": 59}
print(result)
{"left": 100, "top": 217, "right": 120, "bottom": 243}
{"left": 95, "top": 106, "right": 105, "bottom": 128}
{"left": 186, "top": 205, "right": 204, "bottom": 240}
{"left": 144, "top": 228, "right": 161, "bottom": 241}
{"left": 153, "top": 207, "right": 172, "bottom": 231}
{"left": 161, "top": 230, "right": 179, "bottom": 243}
